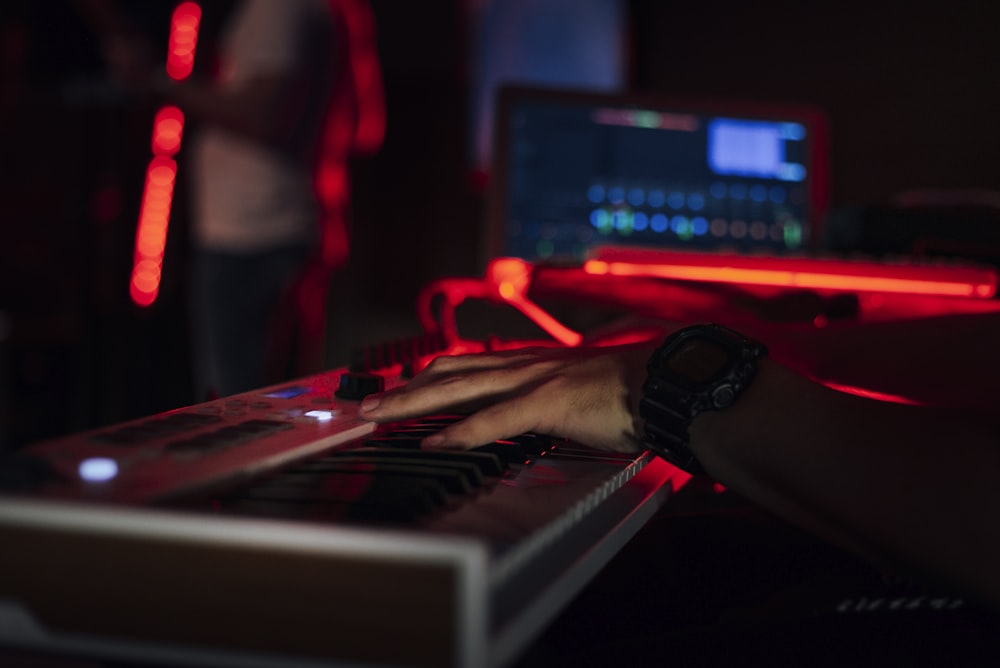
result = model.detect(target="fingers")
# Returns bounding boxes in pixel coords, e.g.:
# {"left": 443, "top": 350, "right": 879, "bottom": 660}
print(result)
{"left": 422, "top": 392, "right": 556, "bottom": 450}
{"left": 356, "top": 345, "right": 649, "bottom": 454}
{"left": 404, "top": 349, "right": 554, "bottom": 389}
{"left": 417, "top": 373, "right": 633, "bottom": 452}
{"left": 360, "top": 354, "right": 560, "bottom": 423}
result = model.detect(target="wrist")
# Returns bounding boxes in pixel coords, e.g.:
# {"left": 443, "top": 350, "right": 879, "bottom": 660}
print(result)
{"left": 686, "top": 357, "right": 769, "bottom": 469}
{"left": 640, "top": 324, "right": 767, "bottom": 474}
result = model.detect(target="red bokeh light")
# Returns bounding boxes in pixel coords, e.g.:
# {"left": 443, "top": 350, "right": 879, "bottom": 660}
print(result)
{"left": 151, "top": 105, "right": 185, "bottom": 156}
{"left": 129, "top": 157, "right": 177, "bottom": 307}
{"left": 131, "top": 3, "right": 200, "bottom": 308}
{"left": 165, "top": 2, "right": 201, "bottom": 81}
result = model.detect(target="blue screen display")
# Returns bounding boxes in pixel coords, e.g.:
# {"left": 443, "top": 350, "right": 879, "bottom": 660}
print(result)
{"left": 500, "top": 99, "right": 815, "bottom": 262}
{"left": 708, "top": 119, "right": 806, "bottom": 181}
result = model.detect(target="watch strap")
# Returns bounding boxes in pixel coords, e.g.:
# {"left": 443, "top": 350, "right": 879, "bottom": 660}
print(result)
{"left": 640, "top": 389, "right": 705, "bottom": 474}
{"left": 640, "top": 324, "right": 767, "bottom": 474}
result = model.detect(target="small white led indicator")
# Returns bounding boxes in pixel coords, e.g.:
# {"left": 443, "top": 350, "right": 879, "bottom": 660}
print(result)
{"left": 79, "top": 458, "right": 119, "bottom": 483}
{"left": 304, "top": 410, "right": 335, "bottom": 422}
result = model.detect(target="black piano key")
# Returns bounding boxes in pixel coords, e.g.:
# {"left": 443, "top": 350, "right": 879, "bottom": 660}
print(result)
{"left": 551, "top": 445, "right": 644, "bottom": 461}
{"left": 381, "top": 427, "right": 443, "bottom": 436}
{"left": 363, "top": 436, "right": 426, "bottom": 449}
{"left": 374, "top": 415, "right": 551, "bottom": 452}
{"left": 471, "top": 440, "right": 529, "bottom": 465}
{"left": 239, "top": 471, "right": 449, "bottom": 513}
{"left": 295, "top": 460, "right": 476, "bottom": 496}
{"left": 320, "top": 452, "right": 487, "bottom": 486}
{"left": 387, "top": 415, "right": 466, "bottom": 429}
{"left": 335, "top": 447, "right": 506, "bottom": 477}
{"left": 507, "top": 433, "right": 559, "bottom": 455}
{"left": 363, "top": 434, "right": 531, "bottom": 468}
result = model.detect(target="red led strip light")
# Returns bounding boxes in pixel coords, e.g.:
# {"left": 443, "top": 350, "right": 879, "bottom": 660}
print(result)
{"left": 584, "top": 248, "right": 998, "bottom": 299}
{"left": 129, "top": 2, "right": 201, "bottom": 308}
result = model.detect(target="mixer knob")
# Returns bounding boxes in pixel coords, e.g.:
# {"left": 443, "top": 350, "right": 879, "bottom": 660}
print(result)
{"left": 335, "top": 372, "right": 385, "bottom": 400}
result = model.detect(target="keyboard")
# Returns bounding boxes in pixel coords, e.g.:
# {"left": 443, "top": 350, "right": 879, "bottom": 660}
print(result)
{"left": 0, "top": 360, "right": 683, "bottom": 668}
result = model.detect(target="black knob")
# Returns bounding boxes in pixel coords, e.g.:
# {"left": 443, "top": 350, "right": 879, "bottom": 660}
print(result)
{"left": 335, "top": 372, "right": 385, "bottom": 400}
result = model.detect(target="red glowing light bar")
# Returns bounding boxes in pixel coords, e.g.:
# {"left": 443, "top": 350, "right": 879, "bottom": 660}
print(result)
{"left": 584, "top": 248, "right": 998, "bottom": 299}
{"left": 130, "top": 2, "right": 200, "bottom": 308}
{"left": 822, "top": 382, "right": 921, "bottom": 405}
{"left": 165, "top": 2, "right": 201, "bottom": 81}
{"left": 150, "top": 105, "right": 184, "bottom": 156}
{"left": 130, "top": 157, "right": 178, "bottom": 307}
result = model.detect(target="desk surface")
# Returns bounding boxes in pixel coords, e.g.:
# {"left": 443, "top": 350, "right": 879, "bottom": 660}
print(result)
{"left": 515, "top": 478, "right": 1000, "bottom": 667}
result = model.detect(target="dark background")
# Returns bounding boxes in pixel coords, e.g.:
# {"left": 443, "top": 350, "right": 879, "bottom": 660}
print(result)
{"left": 1, "top": 0, "right": 998, "bottom": 448}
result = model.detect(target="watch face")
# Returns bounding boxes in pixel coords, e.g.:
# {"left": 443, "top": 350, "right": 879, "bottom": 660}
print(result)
{"left": 667, "top": 338, "right": 730, "bottom": 385}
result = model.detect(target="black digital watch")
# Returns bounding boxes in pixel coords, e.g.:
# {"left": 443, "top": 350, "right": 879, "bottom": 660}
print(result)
{"left": 639, "top": 324, "right": 767, "bottom": 474}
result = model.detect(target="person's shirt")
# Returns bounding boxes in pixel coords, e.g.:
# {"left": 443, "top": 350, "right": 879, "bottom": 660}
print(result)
{"left": 191, "top": 0, "right": 335, "bottom": 253}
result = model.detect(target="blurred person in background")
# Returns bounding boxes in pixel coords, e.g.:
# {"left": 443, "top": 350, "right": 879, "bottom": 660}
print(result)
{"left": 88, "top": 0, "right": 384, "bottom": 399}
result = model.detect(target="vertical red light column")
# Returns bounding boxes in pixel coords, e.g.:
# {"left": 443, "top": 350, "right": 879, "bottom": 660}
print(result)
{"left": 129, "top": 2, "right": 201, "bottom": 308}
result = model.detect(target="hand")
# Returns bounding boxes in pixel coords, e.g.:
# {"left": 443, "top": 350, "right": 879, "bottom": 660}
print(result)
{"left": 359, "top": 343, "right": 658, "bottom": 453}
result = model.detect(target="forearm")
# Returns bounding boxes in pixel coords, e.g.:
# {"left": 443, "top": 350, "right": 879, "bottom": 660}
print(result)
{"left": 691, "top": 359, "right": 1000, "bottom": 605}
{"left": 739, "top": 312, "right": 1000, "bottom": 409}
